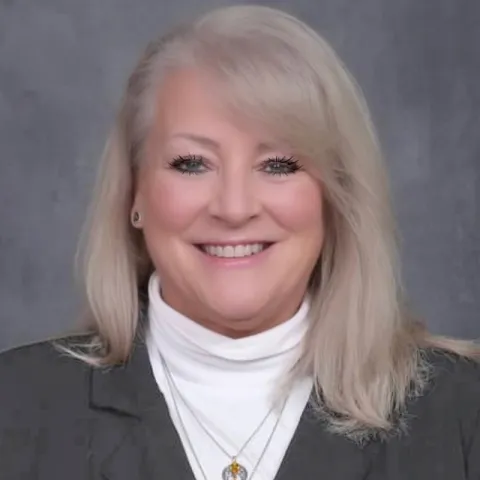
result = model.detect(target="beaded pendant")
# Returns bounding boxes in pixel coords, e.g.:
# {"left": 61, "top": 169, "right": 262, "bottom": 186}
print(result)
{"left": 221, "top": 459, "right": 248, "bottom": 480}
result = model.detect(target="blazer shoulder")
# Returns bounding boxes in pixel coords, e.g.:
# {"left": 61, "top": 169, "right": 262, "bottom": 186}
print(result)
{"left": 421, "top": 348, "right": 480, "bottom": 433}
{"left": 0, "top": 335, "right": 92, "bottom": 375}
{"left": 0, "top": 336, "right": 93, "bottom": 424}
{"left": 425, "top": 348, "right": 480, "bottom": 388}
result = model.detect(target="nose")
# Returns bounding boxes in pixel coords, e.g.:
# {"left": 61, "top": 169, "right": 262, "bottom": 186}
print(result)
{"left": 208, "top": 168, "right": 260, "bottom": 226}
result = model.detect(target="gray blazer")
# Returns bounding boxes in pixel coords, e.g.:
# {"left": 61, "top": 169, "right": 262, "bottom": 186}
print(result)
{"left": 1, "top": 335, "right": 479, "bottom": 480}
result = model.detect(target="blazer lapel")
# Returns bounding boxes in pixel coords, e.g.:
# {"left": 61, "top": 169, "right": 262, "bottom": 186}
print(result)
{"left": 275, "top": 402, "right": 378, "bottom": 480}
{"left": 88, "top": 337, "right": 195, "bottom": 480}
{"left": 88, "top": 334, "right": 377, "bottom": 480}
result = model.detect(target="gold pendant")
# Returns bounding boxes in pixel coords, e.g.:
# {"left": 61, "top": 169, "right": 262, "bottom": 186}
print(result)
{"left": 221, "top": 459, "right": 248, "bottom": 480}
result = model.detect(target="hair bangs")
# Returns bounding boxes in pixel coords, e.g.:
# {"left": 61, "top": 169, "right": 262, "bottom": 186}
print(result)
{"left": 191, "top": 31, "right": 335, "bottom": 165}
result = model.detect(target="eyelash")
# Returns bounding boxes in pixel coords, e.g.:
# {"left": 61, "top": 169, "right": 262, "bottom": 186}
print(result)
{"left": 168, "top": 155, "right": 207, "bottom": 176}
{"left": 168, "top": 155, "right": 303, "bottom": 176}
{"left": 261, "top": 156, "right": 302, "bottom": 176}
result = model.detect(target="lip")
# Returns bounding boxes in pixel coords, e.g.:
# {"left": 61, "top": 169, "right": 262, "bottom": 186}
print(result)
{"left": 193, "top": 240, "right": 275, "bottom": 247}
{"left": 193, "top": 242, "right": 275, "bottom": 268}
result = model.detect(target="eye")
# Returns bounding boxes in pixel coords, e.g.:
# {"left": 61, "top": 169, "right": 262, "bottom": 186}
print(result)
{"left": 259, "top": 156, "right": 302, "bottom": 176}
{"left": 168, "top": 155, "right": 209, "bottom": 175}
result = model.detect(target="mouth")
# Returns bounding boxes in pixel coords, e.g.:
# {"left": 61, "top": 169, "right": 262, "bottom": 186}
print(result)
{"left": 195, "top": 242, "right": 274, "bottom": 259}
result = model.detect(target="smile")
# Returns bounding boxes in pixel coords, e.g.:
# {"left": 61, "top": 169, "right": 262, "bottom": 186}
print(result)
{"left": 198, "top": 243, "right": 272, "bottom": 258}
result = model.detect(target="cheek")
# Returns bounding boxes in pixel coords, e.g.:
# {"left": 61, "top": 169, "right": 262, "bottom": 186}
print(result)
{"left": 267, "top": 177, "right": 323, "bottom": 233}
{"left": 141, "top": 174, "right": 208, "bottom": 233}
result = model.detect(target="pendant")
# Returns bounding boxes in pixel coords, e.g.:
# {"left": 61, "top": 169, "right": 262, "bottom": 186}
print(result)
{"left": 221, "top": 459, "right": 248, "bottom": 480}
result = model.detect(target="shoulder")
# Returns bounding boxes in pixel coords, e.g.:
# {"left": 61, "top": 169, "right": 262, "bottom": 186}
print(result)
{"left": 0, "top": 335, "right": 92, "bottom": 379}
{"left": 0, "top": 336, "right": 94, "bottom": 425}
{"left": 0, "top": 337, "right": 101, "bottom": 476}
{"left": 424, "top": 348, "right": 480, "bottom": 399}
{"left": 412, "top": 348, "right": 480, "bottom": 441}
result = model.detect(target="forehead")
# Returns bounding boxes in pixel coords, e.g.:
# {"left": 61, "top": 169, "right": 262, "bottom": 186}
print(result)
{"left": 154, "top": 68, "right": 234, "bottom": 131}
{"left": 151, "top": 68, "right": 284, "bottom": 147}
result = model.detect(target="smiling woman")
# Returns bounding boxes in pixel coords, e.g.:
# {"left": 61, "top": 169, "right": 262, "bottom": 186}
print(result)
{"left": 1, "top": 4, "right": 480, "bottom": 480}
{"left": 133, "top": 67, "right": 324, "bottom": 337}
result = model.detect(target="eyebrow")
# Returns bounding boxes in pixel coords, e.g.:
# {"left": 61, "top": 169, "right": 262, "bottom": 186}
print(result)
{"left": 170, "top": 133, "right": 220, "bottom": 149}
{"left": 169, "top": 132, "right": 284, "bottom": 154}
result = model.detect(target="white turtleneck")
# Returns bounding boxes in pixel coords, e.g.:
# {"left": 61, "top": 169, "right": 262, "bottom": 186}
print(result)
{"left": 146, "top": 272, "right": 313, "bottom": 480}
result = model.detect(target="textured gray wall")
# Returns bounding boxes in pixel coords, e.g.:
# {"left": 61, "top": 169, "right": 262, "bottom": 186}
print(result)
{"left": 0, "top": 0, "right": 478, "bottom": 351}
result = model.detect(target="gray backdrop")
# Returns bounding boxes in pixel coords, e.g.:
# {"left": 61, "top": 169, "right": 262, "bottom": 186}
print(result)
{"left": 0, "top": 0, "right": 478, "bottom": 351}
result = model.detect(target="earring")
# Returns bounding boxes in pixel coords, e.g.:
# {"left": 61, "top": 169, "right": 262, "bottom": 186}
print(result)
{"left": 131, "top": 211, "right": 141, "bottom": 227}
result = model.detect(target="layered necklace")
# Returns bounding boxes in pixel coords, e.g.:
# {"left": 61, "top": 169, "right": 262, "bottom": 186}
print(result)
{"left": 159, "top": 352, "right": 289, "bottom": 480}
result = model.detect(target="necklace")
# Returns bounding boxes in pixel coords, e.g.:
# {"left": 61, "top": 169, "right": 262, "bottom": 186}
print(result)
{"left": 159, "top": 351, "right": 288, "bottom": 480}
{"left": 163, "top": 357, "right": 274, "bottom": 470}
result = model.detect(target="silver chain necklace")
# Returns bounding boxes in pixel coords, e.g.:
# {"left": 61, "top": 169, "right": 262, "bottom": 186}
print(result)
{"left": 159, "top": 352, "right": 288, "bottom": 480}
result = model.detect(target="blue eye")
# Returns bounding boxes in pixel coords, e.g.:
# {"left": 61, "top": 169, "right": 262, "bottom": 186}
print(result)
{"left": 168, "top": 155, "right": 208, "bottom": 175}
{"left": 260, "top": 156, "right": 302, "bottom": 176}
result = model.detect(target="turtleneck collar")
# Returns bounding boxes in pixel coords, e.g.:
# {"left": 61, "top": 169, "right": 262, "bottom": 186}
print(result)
{"left": 147, "top": 272, "right": 310, "bottom": 389}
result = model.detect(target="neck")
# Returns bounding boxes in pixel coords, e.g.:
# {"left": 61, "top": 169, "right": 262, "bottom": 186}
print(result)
{"left": 159, "top": 281, "right": 308, "bottom": 339}
{"left": 147, "top": 272, "right": 311, "bottom": 387}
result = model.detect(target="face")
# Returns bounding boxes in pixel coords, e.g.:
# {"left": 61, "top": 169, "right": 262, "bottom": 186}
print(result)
{"left": 134, "top": 68, "right": 324, "bottom": 337}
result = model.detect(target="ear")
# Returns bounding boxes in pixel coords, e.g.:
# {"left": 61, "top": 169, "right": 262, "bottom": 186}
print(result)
{"left": 130, "top": 192, "right": 144, "bottom": 228}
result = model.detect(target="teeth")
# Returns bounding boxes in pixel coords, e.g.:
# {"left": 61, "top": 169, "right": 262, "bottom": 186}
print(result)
{"left": 202, "top": 243, "right": 266, "bottom": 258}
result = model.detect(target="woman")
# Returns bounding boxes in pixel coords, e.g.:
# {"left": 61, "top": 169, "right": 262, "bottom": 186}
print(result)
{"left": 1, "top": 4, "right": 479, "bottom": 480}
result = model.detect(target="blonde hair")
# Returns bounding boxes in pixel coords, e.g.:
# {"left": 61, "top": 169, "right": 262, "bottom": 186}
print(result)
{"left": 72, "top": 4, "right": 479, "bottom": 440}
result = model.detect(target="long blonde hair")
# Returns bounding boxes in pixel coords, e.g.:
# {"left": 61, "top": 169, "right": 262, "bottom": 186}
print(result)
{"left": 73, "top": 5, "right": 479, "bottom": 439}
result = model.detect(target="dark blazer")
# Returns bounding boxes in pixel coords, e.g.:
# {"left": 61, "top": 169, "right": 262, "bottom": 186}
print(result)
{"left": 1, "top": 336, "right": 480, "bottom": 480}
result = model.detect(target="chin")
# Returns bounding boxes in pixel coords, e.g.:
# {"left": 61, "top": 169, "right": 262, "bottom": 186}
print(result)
{"left": 204, "top": 290, "right": 272, "bottom": 325}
